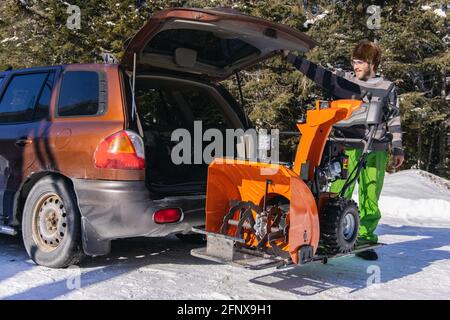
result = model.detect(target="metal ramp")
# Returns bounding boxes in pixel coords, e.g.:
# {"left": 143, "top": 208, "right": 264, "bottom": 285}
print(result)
{"left": 190, "top": 226, "right": 384, "bottom": 270}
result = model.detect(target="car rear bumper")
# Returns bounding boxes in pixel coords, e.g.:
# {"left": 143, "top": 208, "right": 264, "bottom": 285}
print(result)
{"left": 72, "top": 178, "right": 205, "bottom": 256}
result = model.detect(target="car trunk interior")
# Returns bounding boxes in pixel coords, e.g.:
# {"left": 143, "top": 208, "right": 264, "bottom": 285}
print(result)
{"left": 133, "top": 75, "right": 245, "bottom": 196}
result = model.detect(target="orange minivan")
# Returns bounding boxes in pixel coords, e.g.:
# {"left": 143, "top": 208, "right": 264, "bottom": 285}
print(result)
{"left": 0, "top": 8, "right": 316, "bottom": 267}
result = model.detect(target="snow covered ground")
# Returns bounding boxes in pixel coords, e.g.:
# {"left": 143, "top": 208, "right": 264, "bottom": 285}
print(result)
{"left": 0, "top": 169, "right": 449, "bottom": 300}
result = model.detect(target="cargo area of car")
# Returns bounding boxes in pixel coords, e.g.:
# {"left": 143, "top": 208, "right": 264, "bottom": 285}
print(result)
{"left": 131, "top": 75, "right": 245, "bottom": 196}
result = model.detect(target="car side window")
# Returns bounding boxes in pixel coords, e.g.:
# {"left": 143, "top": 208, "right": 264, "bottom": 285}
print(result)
{"left": 0, "top": 73, "right": 49, "bottom": 123}
{"left": 57, "top": 71, "right": 106, "bottom": 117}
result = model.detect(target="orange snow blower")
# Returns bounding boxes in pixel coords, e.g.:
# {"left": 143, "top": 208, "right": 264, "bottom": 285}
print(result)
{"left": 191, "top": 94, "right": 386, "bottom": 269}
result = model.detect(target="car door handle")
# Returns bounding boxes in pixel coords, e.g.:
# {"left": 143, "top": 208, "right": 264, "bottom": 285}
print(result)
{"left": 15, "top": 137, "right": 33, "bottom": 147}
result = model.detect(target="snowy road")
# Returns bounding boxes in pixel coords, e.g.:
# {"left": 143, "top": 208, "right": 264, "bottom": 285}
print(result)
{"left": 1, "top": 170, "right": 449, "bottom": 300}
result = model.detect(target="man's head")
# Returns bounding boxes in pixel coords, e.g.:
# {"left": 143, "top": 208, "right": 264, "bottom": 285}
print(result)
{"left": 351, "top": 40, "right": 381, "bottom": 80}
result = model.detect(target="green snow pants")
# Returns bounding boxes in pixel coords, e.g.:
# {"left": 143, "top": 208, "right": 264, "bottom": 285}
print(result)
{"left": 330, "top": 148, "right": 388, "bottom": 244}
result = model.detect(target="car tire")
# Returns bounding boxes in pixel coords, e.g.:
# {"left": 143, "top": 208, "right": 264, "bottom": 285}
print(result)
{"left": 22, "top": 175, "right": 84, "bottom": 268}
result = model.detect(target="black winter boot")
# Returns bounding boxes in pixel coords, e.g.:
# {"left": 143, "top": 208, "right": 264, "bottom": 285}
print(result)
{"left": 355, "top": 249, "right": 378, "bottom": 261}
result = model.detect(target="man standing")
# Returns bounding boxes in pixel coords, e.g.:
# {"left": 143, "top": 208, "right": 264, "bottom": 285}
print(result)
{"left": 283, "top": 40, "right": 404, "bottom": 260}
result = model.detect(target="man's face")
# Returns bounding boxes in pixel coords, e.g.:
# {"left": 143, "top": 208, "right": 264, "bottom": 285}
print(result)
{"left": 352, "top": 59, "right": 374, "bottom": 80}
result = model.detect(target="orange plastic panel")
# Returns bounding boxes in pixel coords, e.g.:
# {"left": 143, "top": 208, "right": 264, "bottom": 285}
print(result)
{"left": 293, "top": 100, "right": 362, "bottom": 180}
{"left": 288, "top": 176, "right": 320, "bottom": 264}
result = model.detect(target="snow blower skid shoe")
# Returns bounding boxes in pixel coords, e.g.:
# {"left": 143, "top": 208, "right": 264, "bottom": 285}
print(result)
{"left": 191, "top": 97, "right": 389, "bottom": 269}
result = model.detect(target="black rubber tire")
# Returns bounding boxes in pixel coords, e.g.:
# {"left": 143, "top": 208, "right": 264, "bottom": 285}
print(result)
{"left": 175, "top": 233, "right": 206, "bottom": 244}
{"left": 22, "top": 175, "right": 84, "bottom": 268}
{"left": 319, "top": 198, "right": 360, "bottom": 254}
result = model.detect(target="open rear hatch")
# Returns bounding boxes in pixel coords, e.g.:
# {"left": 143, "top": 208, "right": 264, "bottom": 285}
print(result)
{"left": 122, "top": 8, "right": 316, "bottom": 196}
{"left": 121, "top": 7, "right": 317, "bottom": 81}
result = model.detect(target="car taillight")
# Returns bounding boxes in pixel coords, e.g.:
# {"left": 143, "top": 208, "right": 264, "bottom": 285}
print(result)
{"left": 94, "top": 130, "right": 145, "bottom": 170}
{"left": 153, "top": 208, "right": 182, "bottom": 224}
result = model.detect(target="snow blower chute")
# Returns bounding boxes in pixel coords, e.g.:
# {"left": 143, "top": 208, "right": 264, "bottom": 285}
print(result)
{"left": 191, "top": 95, "right": 387, "bottom": 269}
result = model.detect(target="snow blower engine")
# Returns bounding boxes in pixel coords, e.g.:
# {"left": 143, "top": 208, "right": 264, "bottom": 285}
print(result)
{"left": 191, "top": 92, "right": 388, "bottom": 269}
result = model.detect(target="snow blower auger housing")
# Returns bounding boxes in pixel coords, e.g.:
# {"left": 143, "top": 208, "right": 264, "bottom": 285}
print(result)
{"left": 191, "top": 97, "right": 385, "bottom": 269}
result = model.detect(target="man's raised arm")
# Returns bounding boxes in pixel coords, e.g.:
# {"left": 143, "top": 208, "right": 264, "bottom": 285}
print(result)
{"left": 285, "top": 52, "right": 362, "bottom": 100}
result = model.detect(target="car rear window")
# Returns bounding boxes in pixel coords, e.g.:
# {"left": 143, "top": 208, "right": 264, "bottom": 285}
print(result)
{"left": 57, "top": 71, "right": 106, "bottom": 117}
{"left": 136, "top": 84, "right": 231, "bottom": 131}
{"left": 0, "top": 72, "right": 49, "bottom": 123}
{"left": 144, "top": 29, "right": 260, "bottom": 68}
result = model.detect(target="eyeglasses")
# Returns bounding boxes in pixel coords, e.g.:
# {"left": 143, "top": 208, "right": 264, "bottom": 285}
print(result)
{"left": 351, "top": 59, "right": 368, "bottom": 66}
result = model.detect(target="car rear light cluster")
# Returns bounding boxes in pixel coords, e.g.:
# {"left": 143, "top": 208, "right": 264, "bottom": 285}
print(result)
{"left": 153, "top": 208, "right": 183, "bottom": 224}
{"left": 94, "top": 130, "right": 145, "bottom": 170}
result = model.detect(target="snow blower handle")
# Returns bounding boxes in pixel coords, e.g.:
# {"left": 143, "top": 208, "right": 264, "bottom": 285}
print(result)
{"left": 337, "top": 124, "right": 378, "bottom": 197}
{"left": 333, "top": 99, "right": 384, "bottom": 128}
{"left": 353, "top": 89, "right": 372, "bottom": 102}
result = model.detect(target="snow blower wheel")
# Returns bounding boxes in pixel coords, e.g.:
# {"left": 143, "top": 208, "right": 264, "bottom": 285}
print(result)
{"left": 319, "top": 198, "right": 359, "bottom": 254}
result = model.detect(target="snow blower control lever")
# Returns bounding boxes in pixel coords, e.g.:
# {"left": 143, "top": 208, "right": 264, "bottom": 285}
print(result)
{"left": 191, "top": 96, "right": 386, "bottom": 269}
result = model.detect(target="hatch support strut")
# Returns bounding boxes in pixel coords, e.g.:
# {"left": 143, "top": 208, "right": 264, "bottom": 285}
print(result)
{"left": 131, "top": 52, "right": 137, "bottom": 122}
{"left": 235, "top": 72, "right": 250, "bottom": 127}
